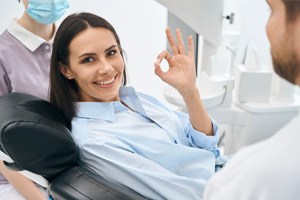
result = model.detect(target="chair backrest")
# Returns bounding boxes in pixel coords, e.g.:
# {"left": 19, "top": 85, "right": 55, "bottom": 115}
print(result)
{"left": 0, "top": 92, "right": 149, "bottom": 200}
{"left": 0, "top": 92, "right": 77, "bottom": 181}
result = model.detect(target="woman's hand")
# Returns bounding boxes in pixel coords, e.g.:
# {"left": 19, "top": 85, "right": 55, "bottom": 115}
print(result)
{"left": 155, "top": 28, "right": 213, "bottom": 136}
{"left": 154, "top": 28, "right": 197, "bottom": 95}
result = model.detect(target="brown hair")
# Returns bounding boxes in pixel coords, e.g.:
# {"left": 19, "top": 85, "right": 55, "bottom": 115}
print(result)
{"left": 49, "top": 12, "right": 127, "bottom": 127}
{"left": 282, "top": 0, "right": 300, "bottom": 22}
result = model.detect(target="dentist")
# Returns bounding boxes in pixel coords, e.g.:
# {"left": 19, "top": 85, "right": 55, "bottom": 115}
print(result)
{"left": 0, "top": 0, "right": 69, "bottom": 199}
{"left": 204, "top": 0, "right": 300, "bottom": 199}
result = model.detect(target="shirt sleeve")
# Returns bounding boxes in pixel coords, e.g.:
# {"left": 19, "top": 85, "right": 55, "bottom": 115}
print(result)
{"left": 0, "top": 62, "right": 10, "bottom": 96}
{"left": 175, "top": 111, "right": 220, "bottom": 157}
{"left": 78, "top": 136, "right": 208, "bottom": 200}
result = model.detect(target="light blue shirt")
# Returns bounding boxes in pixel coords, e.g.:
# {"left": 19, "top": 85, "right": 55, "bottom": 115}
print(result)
{"left": 72, "top": 86, "right": 222, "bottom": 200}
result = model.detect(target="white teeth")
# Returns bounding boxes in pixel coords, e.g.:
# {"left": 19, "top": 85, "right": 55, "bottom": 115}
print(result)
{"left": 96, "top": 77, "right": 115, "bottom": 85}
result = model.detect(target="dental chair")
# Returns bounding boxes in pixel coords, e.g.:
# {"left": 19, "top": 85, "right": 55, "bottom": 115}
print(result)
{"left": 0, "top": 92, "right": 147, "bottom": 200}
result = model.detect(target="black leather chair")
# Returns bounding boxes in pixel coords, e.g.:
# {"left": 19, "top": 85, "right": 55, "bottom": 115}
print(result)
{"left": 0, "top": 92, "right": 148, "bottom": 200}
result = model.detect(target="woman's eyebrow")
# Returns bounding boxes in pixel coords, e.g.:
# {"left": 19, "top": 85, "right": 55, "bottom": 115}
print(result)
{"left": 77, "top": 45, "right": 118, "bottom": 58}
{"left": 78, "top": 53, "right": 96, "bottom": 59}
{"left": 105, "top": 45, "right": 118, "bottom": 53}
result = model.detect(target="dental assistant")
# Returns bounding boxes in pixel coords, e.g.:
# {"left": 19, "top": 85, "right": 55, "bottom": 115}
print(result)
{"left": 0, "top": 0, "right": 69, "bottom": 199}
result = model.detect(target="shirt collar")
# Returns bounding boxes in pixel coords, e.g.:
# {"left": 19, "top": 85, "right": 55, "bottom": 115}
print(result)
{"left": 7, "top": 18, "right": 55, "bottom": 52}
{"left": 75, "top": 87, "right": 144, "bottom": 122}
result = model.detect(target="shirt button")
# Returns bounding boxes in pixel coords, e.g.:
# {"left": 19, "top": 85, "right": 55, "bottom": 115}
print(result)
{"left": 45, "top": 45, "right": 50, "bottom": 50}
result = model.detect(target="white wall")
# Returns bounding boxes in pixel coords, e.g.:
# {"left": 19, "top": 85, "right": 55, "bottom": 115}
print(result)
{"left": 224, "top": 0, "right": 297, "bottom": 98}
{"left": 1, "top": 0, "right": 169, "bottom": 102}
{"left": 4, "top": 0, "right": 291, "bottom": 103}
{"left": 223, "top": 0, "right": 271, "bottom": 71}
{"left": 0, "top": 1, "right": 24, "bottom": 32}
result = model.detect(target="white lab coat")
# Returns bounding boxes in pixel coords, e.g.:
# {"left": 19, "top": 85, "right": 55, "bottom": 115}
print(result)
{"left": 204, "top": 114, "right": 300, "bottom": 200}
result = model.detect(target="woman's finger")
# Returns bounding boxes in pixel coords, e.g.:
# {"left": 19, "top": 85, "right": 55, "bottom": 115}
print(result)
{"left": 166, "top": 27, "right": 179, "bottom": 55}
{"left": 157, "top": 50, "right": 173, "bottom": 64}
{"left": 187, "top": 35, "right": 194, "bottom": 58}
{"left": 176, "top": 29, "right": 186, "bottom": 55}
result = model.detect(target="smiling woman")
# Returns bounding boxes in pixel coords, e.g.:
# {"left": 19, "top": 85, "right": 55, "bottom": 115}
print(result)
{"left": 61, "top": 27, "right": 124, "bottom": 102}
{"left": 50, "top": 13, "right": 127, "bottom": 123}
{"left": 49, "top": 12, "right": 227, "bottom": 200}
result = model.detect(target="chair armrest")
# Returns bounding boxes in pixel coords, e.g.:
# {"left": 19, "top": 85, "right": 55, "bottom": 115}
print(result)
{"left": 49, "top": 166, "right": 148, "bottom": 200}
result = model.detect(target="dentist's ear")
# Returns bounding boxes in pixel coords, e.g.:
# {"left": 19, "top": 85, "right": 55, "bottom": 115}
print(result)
{"left": 59, "top": 63, "right": 73, "bottom": 80}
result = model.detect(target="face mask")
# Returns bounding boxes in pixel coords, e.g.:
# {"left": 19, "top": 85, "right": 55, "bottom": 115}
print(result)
{"left": 27, "top": 0, "right": 69, "bottom": 24}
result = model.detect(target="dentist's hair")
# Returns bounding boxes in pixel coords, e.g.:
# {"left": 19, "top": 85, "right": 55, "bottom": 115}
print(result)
{"left": 282, "top": 0, "right": 300, "bottom": 22}
{"left": 49, "top": 12, "right": 127, "bottom": 126}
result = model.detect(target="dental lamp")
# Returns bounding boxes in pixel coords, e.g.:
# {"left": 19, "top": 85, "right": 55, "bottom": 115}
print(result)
{"left": 155, "top": 0, "right": 225, "bottom": 76}
{"left": 156, "top": 0, "right": 236, "bottom": 112}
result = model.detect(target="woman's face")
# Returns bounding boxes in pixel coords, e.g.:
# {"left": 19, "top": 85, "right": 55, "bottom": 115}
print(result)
{"left": 62, "top": 27, "right": 124, "bottom": 102}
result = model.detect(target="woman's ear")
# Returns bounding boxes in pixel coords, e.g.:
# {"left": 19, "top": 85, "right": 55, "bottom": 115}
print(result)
{"left": 59, "top": 63, "right": 73, "bottom": 80}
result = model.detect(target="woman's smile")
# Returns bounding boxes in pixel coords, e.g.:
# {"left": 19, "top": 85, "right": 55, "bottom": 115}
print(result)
{"left": 93, "top": 75, "right": 117, "bottom": 88}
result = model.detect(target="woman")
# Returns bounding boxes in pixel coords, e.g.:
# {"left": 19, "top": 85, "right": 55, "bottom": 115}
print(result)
{"left": 0, "top": 0, "right": 68, "bottom": 199}
{"left": 50, "top": 12, "right": 224, "bottom": 200}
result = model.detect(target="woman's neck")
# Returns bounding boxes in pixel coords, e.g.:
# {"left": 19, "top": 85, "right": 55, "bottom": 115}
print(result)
{"left": 18, "top": 13, "right": 55, "bottom": 41}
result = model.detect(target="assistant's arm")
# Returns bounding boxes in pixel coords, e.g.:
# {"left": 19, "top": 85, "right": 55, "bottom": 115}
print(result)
{"left": 0, "top": 62, "right": 10, "bottom": 96}
{"left": 0, "top": 64, "right": 47, "bottom": 200}
{"left": 0, "top": 63, "right": 47, "bottom": 200}
{"left": 0, "top": 161, "right": 47, "bottom": 200}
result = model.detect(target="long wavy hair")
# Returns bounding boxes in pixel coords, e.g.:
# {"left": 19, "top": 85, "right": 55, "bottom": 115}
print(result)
{"left": 49, "top": 12, "right": 127, "bottom": 127}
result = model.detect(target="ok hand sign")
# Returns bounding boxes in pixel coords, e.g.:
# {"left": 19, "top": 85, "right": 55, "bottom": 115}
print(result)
{"left": 154, "top": 28, "right": 197, "bottom": 95}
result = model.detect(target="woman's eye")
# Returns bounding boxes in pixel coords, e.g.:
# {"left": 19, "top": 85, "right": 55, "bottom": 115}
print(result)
{"left": 82, "top": 57, "right": 94, "bottom": 63}
{"left": 107, "top": 50, "right": 117, "bottom": 57}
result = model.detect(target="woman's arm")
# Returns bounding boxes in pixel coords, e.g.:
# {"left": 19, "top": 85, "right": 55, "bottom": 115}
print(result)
{"left": 154, "top": 28, "right": 213, "bottom": 136}
{"left": 0, "top": 161, "right": 47, "bottom": 200}
{"left": 79, "top": 140, "right": 208, "bottom": 200}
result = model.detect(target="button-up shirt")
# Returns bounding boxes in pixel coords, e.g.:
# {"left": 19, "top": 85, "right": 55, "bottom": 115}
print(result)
{"left": 72, "top": 86, "right": 222, "bottom": 200}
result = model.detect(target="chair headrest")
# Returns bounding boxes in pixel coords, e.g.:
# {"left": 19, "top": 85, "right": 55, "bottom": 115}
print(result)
{"left": 0, "top": 92, "right": 77, "bottom": 181}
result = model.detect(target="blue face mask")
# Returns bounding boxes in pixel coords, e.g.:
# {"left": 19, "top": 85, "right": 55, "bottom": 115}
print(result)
{"left": 27, "top": 0, "right": 69, "bottom": 24}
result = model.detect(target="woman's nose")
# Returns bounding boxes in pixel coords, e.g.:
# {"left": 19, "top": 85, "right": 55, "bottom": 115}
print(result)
{"left": 97, "top": 59, "right": 114, "bottom": 74}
